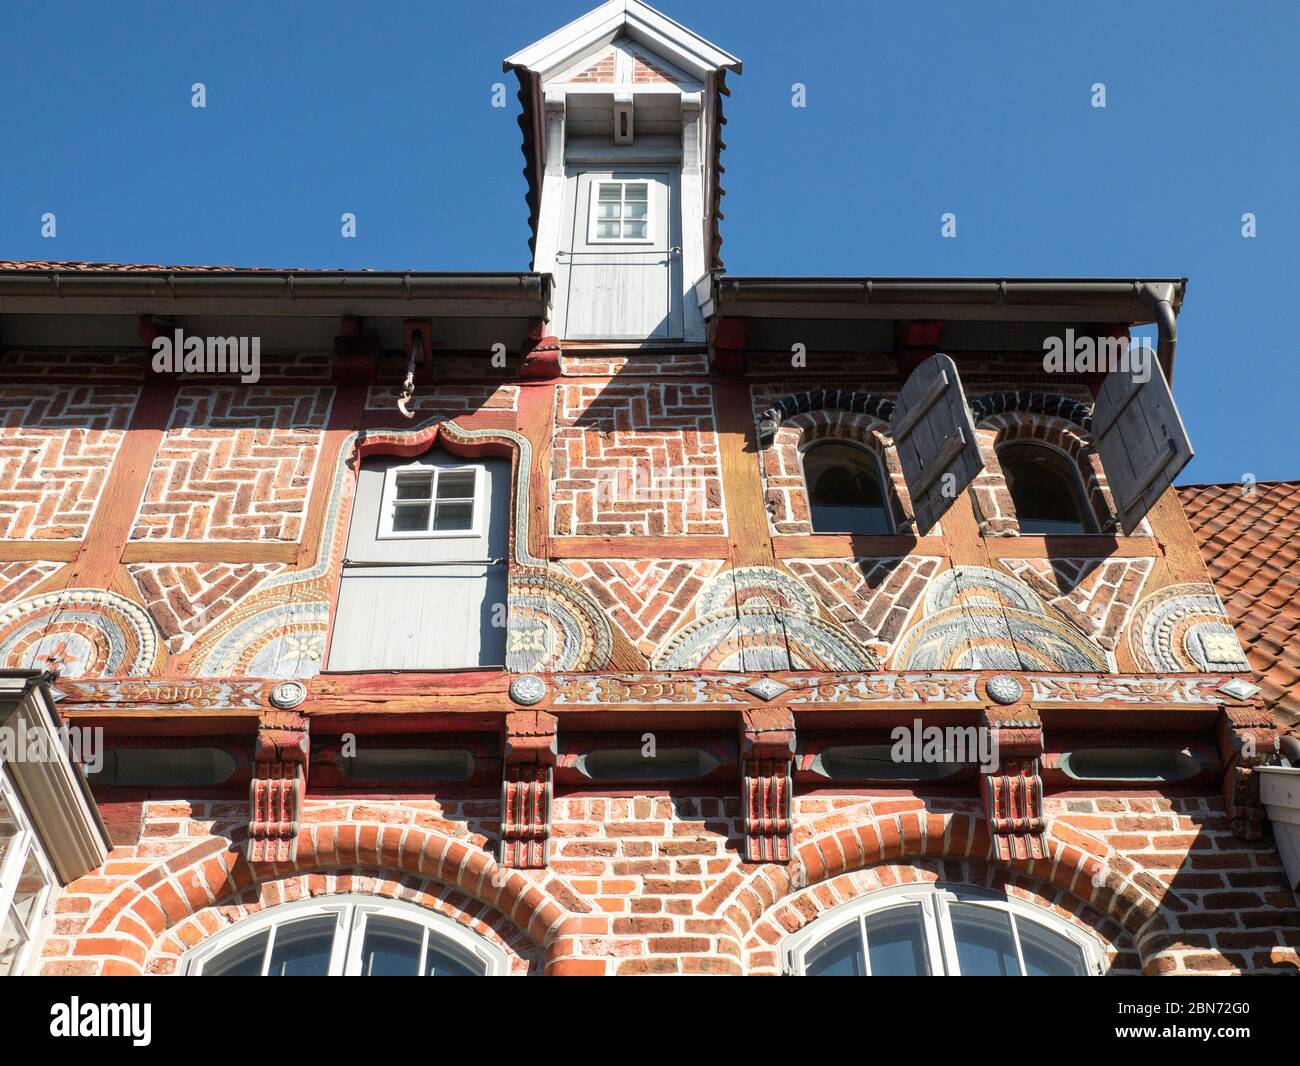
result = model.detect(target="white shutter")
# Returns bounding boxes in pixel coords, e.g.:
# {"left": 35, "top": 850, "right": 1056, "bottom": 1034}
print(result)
{"left": 1091, "top": 355, "right": 1193, "bottom": 535}
{"left": 889, "top": 353, "right": 984, "bottom": 535}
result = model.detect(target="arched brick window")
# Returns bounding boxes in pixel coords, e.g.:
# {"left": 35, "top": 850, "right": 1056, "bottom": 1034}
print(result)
{"left": 183, "top": 895, "right": 508, "bottom": 976}
{"left": 783, "top": 883, "right": 1101, "bottom": 976}
{"left": 758, "top": 394, "right": 915, "bottom": 535}
{"left": 966, "top": 396, "right": 1118, "bottom": 537}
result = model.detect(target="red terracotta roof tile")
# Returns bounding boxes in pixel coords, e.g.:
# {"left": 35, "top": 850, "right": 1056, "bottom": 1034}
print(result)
{"left": 1179, "top": 480, "right": 1300, "bottom": 729}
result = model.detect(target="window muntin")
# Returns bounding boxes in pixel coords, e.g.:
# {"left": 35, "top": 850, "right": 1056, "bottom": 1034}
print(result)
{"left": 801, "top": 441, "right": 893, "bottom": 535}
{"left": 997, "top": 442, "right": 1096, "bottom": 535}
{"left": 787, "top": 884, "right": 1098, "bottom": 976}
{"left": 0, "top": 770, "right": 55, "bottom": 977}
{"left": 186, "top": 896, "right": 507, "bottom": 976}
{"left": 378, "top": 464, "right": 482, "bottom": 540}
{"left": 588, "top": 180, "right": 651, "bottom": 242}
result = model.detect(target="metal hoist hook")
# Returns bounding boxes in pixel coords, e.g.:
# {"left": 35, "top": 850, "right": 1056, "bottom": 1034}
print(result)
{"left": 397, "top": 329, "right": 423, "bottom": 419}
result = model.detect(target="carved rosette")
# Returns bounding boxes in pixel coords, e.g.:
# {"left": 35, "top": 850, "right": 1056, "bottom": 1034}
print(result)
{"left": 247, "top": 711, "right": 310, "bottom": 864}
{"left": 501, "top": 710, "right": 558, "bottom": 868}
{"left": 979, "top": 710, "right": 1046, "bottom": 862}
{"left": 739, "top": 707, "right": 796, "bottom": 863}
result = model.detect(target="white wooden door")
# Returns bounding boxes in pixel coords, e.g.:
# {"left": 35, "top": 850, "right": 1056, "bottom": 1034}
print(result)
{"left": 559, "top": 169, "right": 681, "bottom": 340}
{"left": 327, "top": 454, "right": 509, "bottom": 671}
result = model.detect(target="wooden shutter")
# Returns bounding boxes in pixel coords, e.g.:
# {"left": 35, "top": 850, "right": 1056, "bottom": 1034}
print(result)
{"left": 1091, "top": 355, "right": 1193, "bottom": 535}
{"left": 889, "top": 353, "right": 984, "bottom": 535}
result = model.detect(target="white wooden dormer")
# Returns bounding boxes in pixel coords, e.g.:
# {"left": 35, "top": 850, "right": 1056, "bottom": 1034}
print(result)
{"left": 506, "top": 0, "right": 741, "bottom": 343}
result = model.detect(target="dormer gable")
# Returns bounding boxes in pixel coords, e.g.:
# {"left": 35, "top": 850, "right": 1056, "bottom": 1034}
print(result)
{"left": 506, "top": 1, "right": 741, "bottom": 343}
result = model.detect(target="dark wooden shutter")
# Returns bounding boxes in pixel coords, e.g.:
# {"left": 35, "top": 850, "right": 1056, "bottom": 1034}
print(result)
{"left": 1091, "top": 356, "right": 1193, "bottom": 534}
{"left": 889, "top": 353, "right": 984, "bottom": 535}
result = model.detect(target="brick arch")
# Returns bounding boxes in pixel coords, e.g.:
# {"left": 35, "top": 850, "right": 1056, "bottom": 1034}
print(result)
{"left": 968, "top": 408, "right": 1118, "bottom": 537}
{"left": 698, "top": 810, "right": 1168, "bottom": 974}
{"left": 68, "top": 820, "right": 593, "bottom": 976}
{"left": 761, "top": 409, "right": 915, "bottom": 535}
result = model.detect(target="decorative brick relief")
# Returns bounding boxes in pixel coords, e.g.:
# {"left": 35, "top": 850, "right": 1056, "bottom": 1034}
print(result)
{"left": 0, "top": 588, "right": 160, "bottom": 677}
{"left": 551, "top": 383, "right": 725, "bottom": 536}
{"left": 891, "top": 566, "right": 1110, "bottom": 671}
{"left": 999, "top": 557, "right": 1154, "bottom": 651}
{"left": 129, "top": 563, "right": 288, "bottom": 653}
{"left": 651, "top": 566, "right": 876, "bottom": 671}
{"left": 1129, "top": 582, "right": 1252, "bottom": 673}
{"left": 561, "top": 559, "right": 726, "bottom": 655}
{"left": 785, "top": 556, "right": 943, "bottom": 658}
{"left": 0, "top": 385, "right": 138, "bottom": 539}
{"left": 131, "top": 386, "right": 333, "bottom": 541}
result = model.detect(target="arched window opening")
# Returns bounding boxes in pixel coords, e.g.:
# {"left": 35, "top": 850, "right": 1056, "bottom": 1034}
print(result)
{"left": 997, "top": 442, "right": 1096, "bottom": 535}
{"left": 801, "top": 441, "right": 893, "bottom": 535}
{"left": 184, "top": 896, "right": 508, "bottom": 976}
{"left": 785, "top": 884, "right": 1099, "bottom": 976}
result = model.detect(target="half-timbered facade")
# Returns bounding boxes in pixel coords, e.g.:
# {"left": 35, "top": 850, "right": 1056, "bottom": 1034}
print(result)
{"left": 1, "top": 0, "right": 1296, "bottom": 977}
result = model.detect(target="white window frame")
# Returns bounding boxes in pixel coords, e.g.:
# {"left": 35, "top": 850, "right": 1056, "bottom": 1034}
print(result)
{"left": 183, "top": 894, "right": 510, "bottom": 976}
{"left": 587, "top": 178, "right": 655, "bottom": 245}
{"left": 783, "top": 882, "right": 1104, "bottom": 976}
{"left": 0, "top": 766, "right": 57, "bottom": 977}
{"left": 995, "top": 438, "right": 1100, "bottom": 536}
{"left": 376, "top": 461, "right": 485, "bottom": 541}
{"left": 798, "top": 438, "right": 896, "bottom": 535}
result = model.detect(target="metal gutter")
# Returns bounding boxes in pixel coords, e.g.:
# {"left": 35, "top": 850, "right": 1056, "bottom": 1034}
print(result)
{"left": 0, "top": 269, "right": 551, "bottom": 304}
{"left": 703, "top": 274, "right": 1186, "bottom": 373}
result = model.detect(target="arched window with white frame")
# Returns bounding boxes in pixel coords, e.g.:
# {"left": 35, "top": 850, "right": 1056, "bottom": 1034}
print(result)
{"left": 800, "top": 440, "right": 894, "bottom": 535}
{"left": 783, "top": 883, "right": 1102, "bottom": 976}
{"left": 184, "top": 895, "right": 510, "bottom": 976}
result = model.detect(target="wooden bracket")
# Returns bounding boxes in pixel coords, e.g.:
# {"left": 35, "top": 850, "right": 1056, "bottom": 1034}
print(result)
{"left": 895, "top": 320, "right": 945, "bottom": 381}
{"left": 520, "top": 332, "right": 562, "bottom": 380}
{"left": 710, "top": 317, "right": 750, "bottom": 376}
{"left": 1217, "top": 706, "right": 1277, "bottom": 841}
{"left": 501, "top": 710, "right": 558, "bottom": 868}
{"left": 332, "top": 317, "right": 382, "bottom": 380}
{"left": 980, "top": 709, "right": 1047, "bottom": 861}
{"left": 740, "top": 707, "right": 795, "bottom": 863}
{"left": 247, "top": 711, "right": 309, "bottom": 864}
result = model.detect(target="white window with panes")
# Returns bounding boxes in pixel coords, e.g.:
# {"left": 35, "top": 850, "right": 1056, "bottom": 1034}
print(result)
{"left": 589, "top": 180, "right": 651, "bottom": 242}
{"left": 0, "top": 768, "right": 56, "bottom": 976}
{"left": 784, "top": 883, "right": 1102, "bottom": 976}
{"left": 378, "top": 464, "right": 483, "bottom": 539}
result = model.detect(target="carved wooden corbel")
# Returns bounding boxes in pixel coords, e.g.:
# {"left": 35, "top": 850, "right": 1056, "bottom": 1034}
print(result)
{"left": 980, "top": 709, "right": 1046, "bottom": 861}
{"left": 740, "top": 706, "right": 796, "bottom": 863}
{"left": 248, "top": 711, "right": 309, "bottom": 863}
{"left": 1218, "top": 706, "right": 1277, "bottom": 841}
{"left": 501, "top": 710, "right": 558, "bottom": 868}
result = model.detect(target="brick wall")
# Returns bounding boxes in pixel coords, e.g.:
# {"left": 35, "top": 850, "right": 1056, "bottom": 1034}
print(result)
{"left": 39, "top": 792, "right": 1298, "bottom": 976}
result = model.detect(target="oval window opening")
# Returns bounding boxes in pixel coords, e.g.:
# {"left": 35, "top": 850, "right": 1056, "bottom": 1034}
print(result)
{"left": 577, "top": 747, "right": 721, "bottom": 782}
{"left": 1059, "top": 748, "right": 1201, "bottom": 783}
{"left": 90, "top": 747, "right": 238, "bottom": 787}
{"left": 815, "top": 744, "right": 965, "bottom": 782}
{"left": 343, "top": 749, "right": 474, "bottom": 783}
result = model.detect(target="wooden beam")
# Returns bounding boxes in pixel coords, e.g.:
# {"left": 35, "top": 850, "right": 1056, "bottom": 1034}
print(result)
{"left": 121, "top": 543, "right": 299, "bottom": 564}
{"left": 549, "top": 535, "right": 730, "bottom": 559}
{"left": 67, "top": 381, "right": 179, "bottom": 590}
{"left": 713, "top": 380, "right": 773, "bottom": 568}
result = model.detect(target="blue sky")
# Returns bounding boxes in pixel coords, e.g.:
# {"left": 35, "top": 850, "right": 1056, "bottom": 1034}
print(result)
{"left": 1, "top": 0, "right": 1295, "bottom": 483}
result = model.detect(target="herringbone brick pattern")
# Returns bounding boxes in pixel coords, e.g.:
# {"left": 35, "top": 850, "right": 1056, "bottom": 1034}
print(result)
{"left": 129, "top": 562, "right": 287, "bottom": 652}
{"left": 1000, "top": 556, "right": 1153, "bottom": 651}
{"left": 561, "top": 559, "right": 726, "bottom": 654}
{"left": 130, "top": 386, "right": 333, "bottom": 541}
{"left": 0, "top": 561, "right": 61, "bottom": 608}
{"left": 551, "top": 383, "right": 725, "bottom": 536}
{"left": 786, "top": 556, "right": 943, "bottom": 653}
{"left": 0, "top": 385, "right": 138, "bottom": 539}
